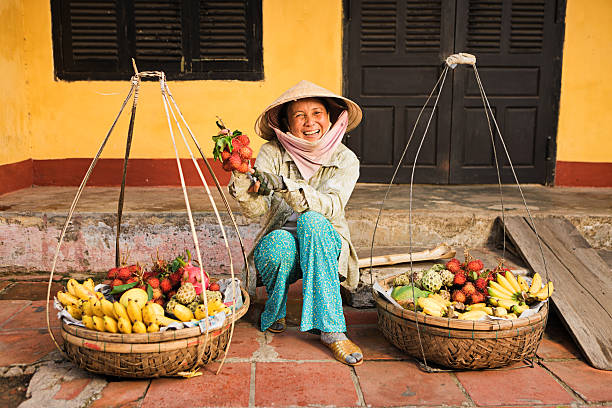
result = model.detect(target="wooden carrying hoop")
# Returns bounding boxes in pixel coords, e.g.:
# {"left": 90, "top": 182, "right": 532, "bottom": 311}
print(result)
{"left": 374, "top": 276, "right": 547, "bottom": 369}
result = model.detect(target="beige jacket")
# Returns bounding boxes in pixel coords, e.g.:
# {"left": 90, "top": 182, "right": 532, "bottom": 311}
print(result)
{"left": 229, "top": 139, "right": 360, "bottom": 295}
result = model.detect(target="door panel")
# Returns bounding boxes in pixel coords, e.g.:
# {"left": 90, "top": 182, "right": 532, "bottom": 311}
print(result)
{"left": 345, "top": 0, "right": 564, "bottom": 184}
{"left": 450, "top": 0, "right": 564, "bottom": 183}
{"left": 346, "top": 0, "right": 455, "bottom": 184}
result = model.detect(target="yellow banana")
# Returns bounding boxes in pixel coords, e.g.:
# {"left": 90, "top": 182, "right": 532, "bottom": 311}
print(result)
{"left": 194, "top": 304, "right": 208, "bottom": 320}
{"left": 119, "top": 288, "right": 148, "bottom": 309}
{"left": 113, "top": 302, "right": 129, "bottom": 320}
{"left": 117, "top": 317, "right": 132, "bottom": 334}
{"left": 535, "top": 281, "right": 554, "bottom": 301}
{"left": 92, "top": 316, "right": 106, "bottom": 331}
{"left": 493, "top": 307, "right": 507, "bottom": 317}
{"left": 127, "top": 299, "right": 143, "bottom": 323}
{"left": 91, "top": 298, "right": 104, "bottom": 317}
{"left": 157, "top": 315, "right": 181, "bottom": 326}
{"left": 82, "top": 315, "right": 95, "bottom": 330}
{"left": 488, "top": 297, "right": 499, "bottom": 307}
{"left": 100, "top": 298, "right": 116, "bottom": 319}
{"left": 488, "top": 282, "right": 515, "bottom": 299}
{"left": 66, "top": 305, "right": 82, "bottom": 320}
{"left": 487, "top": 287, "right": 513, "bottom": 301}
{"left": 81, "top": 299, "right": 94, "bottom": 316}
{"left": 504, "top": 271, "right": 523, "bottom": 293}
{"left": 505, "top": 313, "right": 518, "bottom": 320}
{"left": 173, "top": 304, "right": 195, "bottom": 322}
{"left": 422, "top": 306, "right": 444, "bottom": 317}
{"left": 142, "top": 303, "right": 158, "bottom": 325}
{"left": 103, "top": 316, "right": 118, "bottom": 333}
{"left": 147, "top": 323, "right": 160, "bottom": 333}
{"left": 66, "top": 279, "right": 79, "bottom": 297}
{"left": 57, "top": 291, "right": 79, "bottom": 307}
{"left": 82, "top": 278, "right": 95, "bottom": 293}
{"left": 496, "top": 273, "right": 516, "bottom": 295}
{"left": 74, "top": 283, "right": 97, "bottom": 301}
{"left": 429, "top": 294, "right": 451, "bottom": 307}
{"left": 512, "top": 303, "right": 529, "bottom": 316}
{"left": 207, "top": 299, "right": 227, "bottom": 316}
{"left": 417, "top": 297, "right": 444, "bottom": 313}
{"left": 458, "top": 310, "right": 487, "bottom": 320}
{"left": 497, "top": 298, "right": 519, "bottom": 311}
{"left": 132, "top": 321, "right": 147, "bottom": 333}
{"left": 149, "top": 302, "right": 165, "bottom": 318}
{"left": 466, "top": 303, "right": 486, "bottom": 310}
{"left": 529, "top": 273, "right": 542, "bottom": 295}
{"left": 516, "top": 275, "right": 530, "bottom": 292}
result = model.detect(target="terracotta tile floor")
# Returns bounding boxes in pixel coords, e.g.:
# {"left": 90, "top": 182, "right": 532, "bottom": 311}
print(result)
{"left": 1, "top": 289, "right": 610, "bottom": 407}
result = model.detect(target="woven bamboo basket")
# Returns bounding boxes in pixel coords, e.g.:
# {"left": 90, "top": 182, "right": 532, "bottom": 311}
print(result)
{"left": 60, "top": 288, "right": 249, "bottom": 378}
{"left": 374, "top": 276, "right": 548, "bottom": 369}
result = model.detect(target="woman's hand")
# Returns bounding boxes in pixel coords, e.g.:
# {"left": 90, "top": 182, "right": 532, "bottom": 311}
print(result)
{"left": 246, "top": 168, "right": 261, "bottom": 193}
{"left": 251, "top": 169, "right": 286, "bottom": 195}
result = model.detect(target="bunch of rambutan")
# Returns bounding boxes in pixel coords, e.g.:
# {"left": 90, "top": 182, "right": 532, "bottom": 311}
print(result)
{"left": 212, "top": 128, "right": 252, "bottom": 173}
{"left": 446, "top": 251, "right": 495, "bottom": 305}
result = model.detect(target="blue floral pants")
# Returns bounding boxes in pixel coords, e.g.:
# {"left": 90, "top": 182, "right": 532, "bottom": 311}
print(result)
{"left": 254, "top": 211, "right": 346, "bottom": 333}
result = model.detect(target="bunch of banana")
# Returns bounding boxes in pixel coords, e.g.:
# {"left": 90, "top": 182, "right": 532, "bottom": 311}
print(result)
{"left": 524, "top": 273, "right": 554, "bottom": 304}
{"left": 465, "top": 303, "right": 494, "bottom": 316}
{"left": 457, "top": 309, "right": 488, "bottom": 320}
{"left": 417, "top": 294, "right": 451, "bottom": 317}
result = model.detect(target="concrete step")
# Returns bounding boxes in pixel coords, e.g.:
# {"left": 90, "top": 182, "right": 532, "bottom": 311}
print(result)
{"left": 0, "top": 185, "right": 610, "bottom": 282}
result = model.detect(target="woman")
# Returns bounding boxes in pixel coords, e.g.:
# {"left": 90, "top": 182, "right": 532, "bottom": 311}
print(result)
{"left": 229, "top": 80, "right": 363, "bottom": 366}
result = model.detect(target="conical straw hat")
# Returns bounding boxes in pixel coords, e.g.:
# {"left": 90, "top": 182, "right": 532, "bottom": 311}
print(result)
{"left": 255, "top": 80, "right": 363, "bottom": 140}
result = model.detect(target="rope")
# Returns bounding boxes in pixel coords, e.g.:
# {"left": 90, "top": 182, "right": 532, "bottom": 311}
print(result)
{"left": 159, "top": 74, "right": 212, "bottom": 373}
{"left": 373, "top": 52, "right": 552, "bottom": 374}
{"left": 161, "top": 81, "right": 239, "bottom": 374}
{"left": 46, "top": 80, "right": 137, "bottom": 357}
{"left": 369, "top": 64, "right": 450, "bottom": 371}
{"left": 163, "top": 86, "right": 253, "bottom": 299}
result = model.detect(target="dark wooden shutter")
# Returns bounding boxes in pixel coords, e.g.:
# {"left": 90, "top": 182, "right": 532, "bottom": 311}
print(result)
{"left": 51, "top": 0, "right": 262, "bottom": 81}
{"left": 132, "top": 0, "right": 184, "bottom": 71}
{"left": 192, "top": 0, "right": 262, "bottom": 80}
{"left": 52, "top": 0, "right": 122, "bottom": 77}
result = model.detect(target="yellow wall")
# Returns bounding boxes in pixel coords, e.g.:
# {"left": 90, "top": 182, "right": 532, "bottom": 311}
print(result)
{"left": 556, "top": 0, "right": 612, "bottom": 163}
{"left": 3, "top": 0, "right": 610, "bottom": 168}
{"left": 3, "top": 0, "right": 342, "bottom": 165}
{"left": 0, "top": 0, "right": 30, "bottom": 165}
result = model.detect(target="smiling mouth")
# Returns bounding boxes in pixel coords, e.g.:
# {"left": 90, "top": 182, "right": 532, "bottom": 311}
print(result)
{"left": 303, "top": 130, "right": 320, "bottom": 136}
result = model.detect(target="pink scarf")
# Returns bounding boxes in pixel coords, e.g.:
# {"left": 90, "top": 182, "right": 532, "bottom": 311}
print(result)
{"left": 272, "top": 110, "right": 348, "bottom": 180}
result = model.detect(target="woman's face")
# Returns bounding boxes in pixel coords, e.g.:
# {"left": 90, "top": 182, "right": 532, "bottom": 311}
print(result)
{"left": 286, "top": 98, "right": 331, "bottom": 142}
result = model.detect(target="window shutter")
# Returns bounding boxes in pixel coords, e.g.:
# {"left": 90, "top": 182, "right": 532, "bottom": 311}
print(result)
{"left": 52, "top": 0, "right": 262, "bottom": 80}
{"left": 199, "top": 1, "right": 248, "bottom": 60}
{"left": 133, "top": 0, "right": 184, "bottom": 68}
{"left": 360, "top": 0, "right": 397, "bottom": 53}
{"left": 53, "top": 0, "right": 121, "bottom": 76}
{"left": 193, "top": 0, "right": 262, "bottom": 79}
{"left": 510, "top": 0, "right": 545, "bottom": 53}
{"left": 405, "top": 0, "right": 442, "bottom": 53}
{"left": 466, "top": 0, "right": 503, "bottom": 53}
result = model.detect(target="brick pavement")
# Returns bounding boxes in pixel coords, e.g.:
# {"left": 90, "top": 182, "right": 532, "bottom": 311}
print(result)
{"left": 1, "top": 280, "right": 611, "bottom": 407}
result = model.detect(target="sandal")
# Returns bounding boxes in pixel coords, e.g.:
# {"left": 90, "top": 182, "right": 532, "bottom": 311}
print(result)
{"left": 323, "top": 339, "right": 364, "bottom": 366}
{"left": 267, "top": 317, "right": 286, "bottom": 333}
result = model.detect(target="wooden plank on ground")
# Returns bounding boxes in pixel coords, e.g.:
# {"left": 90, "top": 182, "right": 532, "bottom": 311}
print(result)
{"left": 502, "top": 216, "right": 612, "bottom": 371}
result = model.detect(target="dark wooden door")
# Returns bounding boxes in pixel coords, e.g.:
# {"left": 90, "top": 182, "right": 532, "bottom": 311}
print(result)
{"left": 344, "top": 0, "right": 456, "bottom": 183}
{"left": 345, "top": 0, "right": 565, "bottom": 184}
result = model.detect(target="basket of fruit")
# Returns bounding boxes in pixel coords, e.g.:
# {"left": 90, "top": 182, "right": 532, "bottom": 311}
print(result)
{"left": 373, "top": 253, "right": 553, "bottom": 369}
{"left": 55, "top": 254, "right": 249, "bottom": 378}
{"left": 46, "top": 69, "right": 253, "bottom": 378}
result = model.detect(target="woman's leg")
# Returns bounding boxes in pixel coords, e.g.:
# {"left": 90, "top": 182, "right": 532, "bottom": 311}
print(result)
{"left": 296, "top": 211, "right": 346, "bottom": 333}
{"left": 254, "top": 229, "right": 301, "bottom": 332}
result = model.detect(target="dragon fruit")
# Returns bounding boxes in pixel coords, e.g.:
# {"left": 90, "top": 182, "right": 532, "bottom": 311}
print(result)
{"left": 182, "top": 264, "right": 209, "bottom": 295}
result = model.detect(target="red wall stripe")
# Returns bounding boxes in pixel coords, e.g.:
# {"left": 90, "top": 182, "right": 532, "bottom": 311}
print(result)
{"left": 32, "top": 158, "right": 235, "bottom": 187}
{"left": 555, "top": 161, "right": 612, "bottom": 187}
{"left": 0, "top": 159, "right": 33, "bottom": 195}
